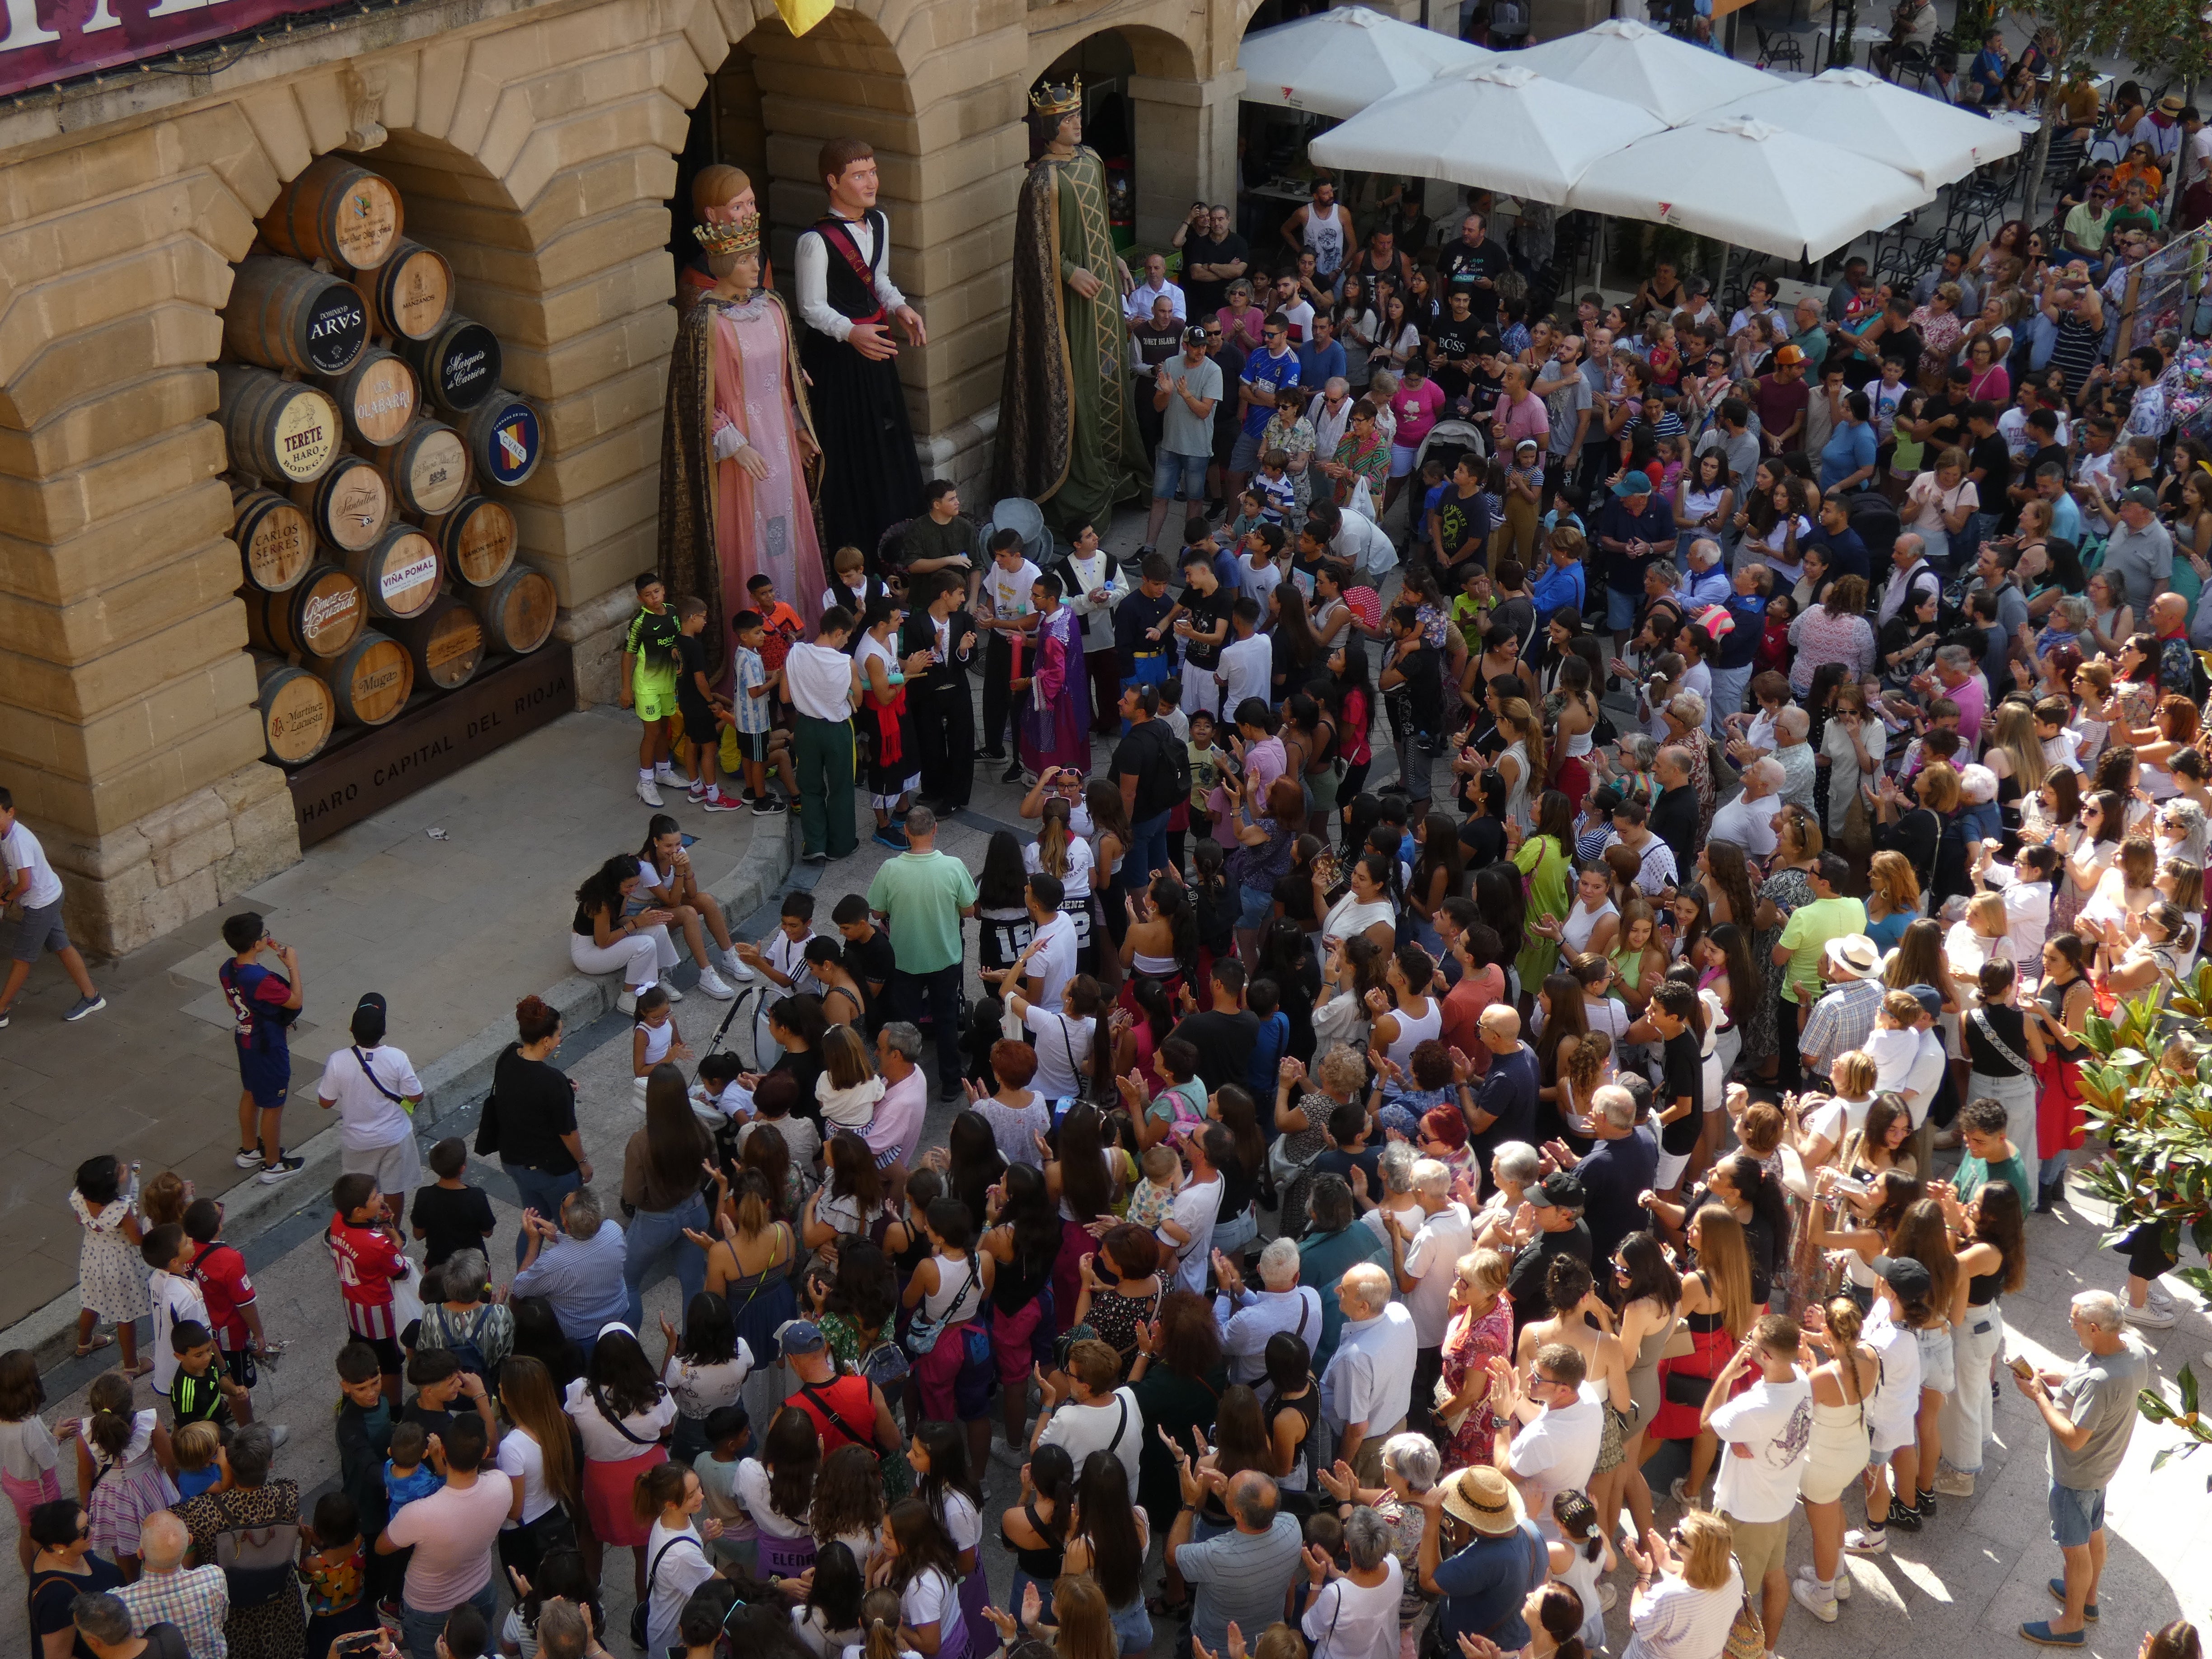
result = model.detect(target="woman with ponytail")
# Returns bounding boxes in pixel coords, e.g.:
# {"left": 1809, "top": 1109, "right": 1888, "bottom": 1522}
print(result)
{"left": 1792, "top": 1297, "right": 1879, "bottom": 1623}
{"left": 1120, "top": 875, "right": 1198, "bottom": 1011}
{"left": 1548, "top": 1490, "right": 1612, "bottom": 1654}
{"left": 634, "top": 1461, "right": 721, "bottom": 1654}
{"left": 694, "top": 1167, "right": 799, "bottom": 1430}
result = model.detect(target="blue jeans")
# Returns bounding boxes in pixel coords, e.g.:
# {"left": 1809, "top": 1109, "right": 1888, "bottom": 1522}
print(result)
{"left": 502, "top": 1163, "right": 582, "bottom": 1266}
{"left": 1129, "top": 807, "right": 1172, "bottom": 885}
{"left": 1153, "top": 448, "right": 1209, "bottom": 503}
{"left": 402, "top": 1579, "right": 497, "bottom": 1659}
{"left": 623, "top": 1192, "right": 708, "bottom": 1329}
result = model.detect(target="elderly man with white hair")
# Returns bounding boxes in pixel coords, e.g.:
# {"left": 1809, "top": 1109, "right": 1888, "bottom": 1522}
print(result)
{"left": 1320, "top": 1261, "right": 1418, "bottom": 1483}
{"left": 1361, "top": 1141, "right": 1425, "bottom": 1250}
{"left": 1710, "top": 757, "right": 1784, "bottom": 858}
{"left": 1212, "top": 1236, "right": 1326, "bottom": 1384}
{"left": 1382, "top": 1158, "right": 1474, "bottom": 1431}
{"left": 2015, "top": 1289, "right": 2147, "bottom": 1646}
{"left": 1771, "top": 705, "right": 1818, "bottom": 815}
{"left": 112, "top": 1510, "right": 229, "bottom": 1658}
{"left": 1676, "top": 538, "right": 1730, "bottom": 611}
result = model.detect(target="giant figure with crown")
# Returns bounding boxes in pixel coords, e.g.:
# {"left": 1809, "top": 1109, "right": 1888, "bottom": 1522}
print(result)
{"left": 657, "top": 207, "right": 828, "bottom": 678}
{"left": 994, "top": 76, "right": 1149, "bottom": 535}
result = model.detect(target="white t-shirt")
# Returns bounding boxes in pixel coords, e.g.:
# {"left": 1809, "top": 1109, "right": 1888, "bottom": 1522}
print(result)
{"left": 1863, "top": 1303, "right": 1922, "bottom": 1443}
{"left": 1865, "top": 1025, "right": 1946, "bottom": 1126}
{"left": 900, "top": 1564, "right": 961, "bottom": 1644}
{"left": 1162, "top": 1174, "right": 1223, "bottom": 1293}
{"left": 149, "top": 1270, "right": 208, "bottom": 1394}
{"left": 1708, "top": 1371, "right": 1813, "bottom": 1523}
{"left": 1024, "top": 1005, "right": 1098, "bottom": 1100}
{"left": 1218, "top": 632, "right": 1274, "bottom": 714}
{"left": 1806, "top": 1092, "right": 1872, "bottom": 1154}
{"left": 983, "top": 559, "right": 1042, "bottom": 627}
{"left": 315, "top": 1042, "right": 424, "bottom": 1151}
{"left": 735, "top": 1455, "right": 812, "bottom": 1537}
{"left": 1508, "top": 1385, "right": 1607, "bottom": 1537}
{"left": 1024, "top": 834, "right": 1094, "bottom": 902}
{"left": 1037, "top": 1388, "right": 1142, "bottom": 1486}
{"left": 1303, "top": 1554, "right": 1403, "bottom": 1659}
{"left": 938, "top": 1488, "right": 982, "bottom": 1554}
{"left": 664, "top": 1348, "right": 755, "bottom": 1420}
{"left": 643, "top": 1519, "right": 719, "bottom": 1654}
{"left": 563, "top": 1376, "right": 677, "bottom": 1464}
{"left": 0, "top": 819, "right": 63, "bottom": 909}
{"left": 1029, "top": 912, "right": 1079, "bottom": 1010}
{"left": 1400, "top": 1203, "right": 1475, "bottom": 1348}
{"left": 495, "top": 1425, "right": 560, "bottom": 1523}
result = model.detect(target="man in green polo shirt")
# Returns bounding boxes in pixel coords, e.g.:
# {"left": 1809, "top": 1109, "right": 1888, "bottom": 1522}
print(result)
{"left": 1772, "top": 852, "right": 1866, "bottom": 1092}
{"left": 865, "top": 804, "right": 976, "bottom": 1101}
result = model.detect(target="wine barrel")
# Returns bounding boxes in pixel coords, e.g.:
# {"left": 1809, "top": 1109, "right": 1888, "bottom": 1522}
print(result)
{"left": 216, "top": 365, "right": 340, "bottom": 485}
{"left": 260, "top": 156, "right": 402, "bottom": 270}
{"left": 309, "top": 629, "right": 414, "bottom": 727}
{"left": 466, "top": 564, "right": 558, "bottom": 655}
{"left": 223, "top": 258, "right": 368, "bottom": 377}
{"left": 398, "top": 315, "right": 502, "bottom": 415}
{"left": 230, "top": 487, "right": 314, "bottom": 593}
{"left": 358, "top": 239, "right": 454, "bottom": 342}
{"left": 371, "top": 421, "right": 469, "bottom": 519}
{"left": 461, "top": 392, "right": 542, "bottom": 489}
{"left": 245, "top": 562, "right": 365, "bottom": 659}
{"left": 287, "top": 454, "right": 390, "bottom": 553}
{"left": 317, "top": 347, "right": 418, "bottom": 451}
{"left": 253, "top": 653, "right": 336, "bottom": 766}
{"left": 424, "top": 494, "right": 517, "bottom": 588}
{"left": 387, "top": 595, "right": 487, "bottom": 691}
{"left": 342, "top": 526, "right": 442, "bottom": 622}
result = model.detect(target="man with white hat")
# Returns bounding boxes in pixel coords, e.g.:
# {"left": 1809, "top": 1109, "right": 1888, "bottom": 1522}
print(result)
{"left": 1799, "top": 933, "right": 1885, "bottom": 1085}
{"left": 317, "top": 990, "right": 425, "bottom": 1201}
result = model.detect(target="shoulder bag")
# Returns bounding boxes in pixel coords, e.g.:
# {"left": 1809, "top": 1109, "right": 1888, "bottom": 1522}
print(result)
{"left": 902, "top": 1257, "right": 980, "bottom": 1358}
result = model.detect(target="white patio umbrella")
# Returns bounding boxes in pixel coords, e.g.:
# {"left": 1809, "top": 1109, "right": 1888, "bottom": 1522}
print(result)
{"left": 1713, "top": 67, "right": 2021, "bottom": 187}
{"left": 1564, "top": 115, "right": 1932, "bottom": 262}
{"left": 1236, "top": 6, "right": 1494, "bottom": 118}
{"left": 1308, "top": 61, "right": 1665, "bottom": 203}
{"left": 1515, "top": 18, "right": 1784, "bottom": 127}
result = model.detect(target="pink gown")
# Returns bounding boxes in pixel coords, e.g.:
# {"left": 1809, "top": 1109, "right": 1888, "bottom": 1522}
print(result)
{"left": 1018, "top": 603, "right": 1092, "bottom": 777}
{"left": 712, "top": 298, "right": 827, "bottom": 671}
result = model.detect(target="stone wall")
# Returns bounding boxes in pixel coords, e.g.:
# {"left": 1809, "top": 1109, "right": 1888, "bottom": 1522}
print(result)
{"left": 0, "top": 0, "right": 1269, "bottom": 955}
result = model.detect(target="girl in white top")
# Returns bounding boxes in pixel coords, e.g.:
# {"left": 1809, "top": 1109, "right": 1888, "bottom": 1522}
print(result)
{"left": 737, "top": 1405, "right": 819, "bottom": 1542}
{"left": 632, "top": 988, "right": 688, "bottom": 1092}
{"left": 1321, "top": 857, "right": 1397, "bottom": 951}
{"left": 854, "top": 619, "right": 923, "bottom": 813}
{"left": 880, "top": 1504, "right": 967, "bottom": 1659}
{"left": 1300, "top": 1508, "right": 1404, "bottom": 1659}
{"left": 1370, "top": 947, "right": 1441, "bottom": 1072}
{"left": 1903, "top": 461, "right": 1978, "bottom": 568}
{"left": 1556, "top": 866, "right": 1622, "bottom": 959}
{"left": 638, "top": 1462, "right": 723, "bottom": 1656}
{"left": 0, "top": 1352, "right": 61, "bottom": 1562}
{"left": 1009, "top": 975, "right": 1104, "bottom": 1102}
{"left": 907, "top": 1421, "right": 984, "bottom": 1586}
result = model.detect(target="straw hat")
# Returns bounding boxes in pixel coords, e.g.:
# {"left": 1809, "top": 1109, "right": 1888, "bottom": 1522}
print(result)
{"left": 1438, "top": 1466, "right": 1526, "bottom": 1537}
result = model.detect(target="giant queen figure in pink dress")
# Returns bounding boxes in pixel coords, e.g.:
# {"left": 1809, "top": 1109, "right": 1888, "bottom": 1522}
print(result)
{"left": 658, "top": 208, "right": 828, "bottom": 682}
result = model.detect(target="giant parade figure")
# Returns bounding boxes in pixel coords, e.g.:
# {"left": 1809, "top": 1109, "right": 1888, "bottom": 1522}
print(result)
{"left": 994, "top": 77, "right": 1148, "bottom": 535}
{"left": 796, "top": 137, "right": 929, "bottom": 562}
{"left": 657, "top": 208, "right": 826, "bottom": 676}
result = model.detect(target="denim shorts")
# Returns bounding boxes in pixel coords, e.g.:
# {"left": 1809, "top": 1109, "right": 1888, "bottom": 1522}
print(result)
{"left": 1237, "top": 881, "right": 1277, "bottom": 930}
{"left": 1606, "top": 586, "right": 1640, "bottom": 632}
{"left": 1154, "top": 448, "right": 1209, "bottom": 501}
{"left": 2049, "top": 1481, "right": 2106, "bottom": 1549}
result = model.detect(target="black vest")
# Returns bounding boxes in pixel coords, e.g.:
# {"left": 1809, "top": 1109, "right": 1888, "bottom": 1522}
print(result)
{"left": 809, "top": 210, "right": 890, "bottom": 328}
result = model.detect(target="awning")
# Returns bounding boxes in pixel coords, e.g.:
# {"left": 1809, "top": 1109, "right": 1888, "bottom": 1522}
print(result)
{"left": 1236, "top": 6, "right": 1494, "bottom": 118}
{"left": 1712, "top": 67, "right": 2022, "bottom": 187}
{"left": 1515, "top": 18, "right": 1785, "bottom": 126}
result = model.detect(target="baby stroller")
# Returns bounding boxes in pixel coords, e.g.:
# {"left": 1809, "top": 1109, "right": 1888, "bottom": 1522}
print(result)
{"left": 1407, "top": 418, "right": 1490, "bottom": 553}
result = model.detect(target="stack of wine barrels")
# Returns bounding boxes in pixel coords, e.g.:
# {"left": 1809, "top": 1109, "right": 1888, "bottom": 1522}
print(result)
{"left": 220, "top": 154, "right": 556, "bottom": 767}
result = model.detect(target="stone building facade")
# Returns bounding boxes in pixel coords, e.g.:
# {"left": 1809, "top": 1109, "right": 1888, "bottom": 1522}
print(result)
{"left": 0, "top": 0, "right": 1429, "bottom": 957}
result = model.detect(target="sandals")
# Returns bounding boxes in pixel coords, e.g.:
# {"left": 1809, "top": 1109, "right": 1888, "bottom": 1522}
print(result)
{"left": 1147, "top": 1593, "right": 1195, "bottom": 1621}
{"left": 74, "top": 1334, "right": 112, "bottom": 1357}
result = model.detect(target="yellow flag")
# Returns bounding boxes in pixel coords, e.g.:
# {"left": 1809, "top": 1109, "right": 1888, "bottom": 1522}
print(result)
{"left": 774, "top": 0, "right": 833, "bottom": 35}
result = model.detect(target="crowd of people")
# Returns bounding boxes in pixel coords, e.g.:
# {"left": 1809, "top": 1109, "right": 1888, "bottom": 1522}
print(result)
{"left": 13, "top": 58, "right": 2212, "bottom": 1659}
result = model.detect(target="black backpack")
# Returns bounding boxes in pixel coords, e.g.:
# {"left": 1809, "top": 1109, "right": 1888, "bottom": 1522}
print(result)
{"left": 1137, "top": 720, "right": 1189, "bottom": 819}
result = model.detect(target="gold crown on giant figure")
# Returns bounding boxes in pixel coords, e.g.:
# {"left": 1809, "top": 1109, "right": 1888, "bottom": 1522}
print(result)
{"left": 1030, "top": 77, "right": 1082, "bottom": 116}
{"left": 694, "top": 211, "right": 761, "bottom": 257}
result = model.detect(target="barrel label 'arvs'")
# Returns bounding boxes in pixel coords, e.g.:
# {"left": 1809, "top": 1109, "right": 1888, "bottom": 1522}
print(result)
{"left": 304, "top": 291, "right": 368, "bottom": 375}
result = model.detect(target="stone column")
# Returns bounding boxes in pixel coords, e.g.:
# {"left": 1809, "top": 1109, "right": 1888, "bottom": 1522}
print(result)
{"left": 1125, "top": 68, "right": 1246, "bottom": 248}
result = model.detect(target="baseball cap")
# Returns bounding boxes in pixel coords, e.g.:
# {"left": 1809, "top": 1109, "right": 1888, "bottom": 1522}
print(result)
{"left": 777, "top": 1319, "right": 826, "bottom": 1359}
{"left": 1532, "top": 1172, "right": 1585, "bottom": 1210}
{"left": 1612, "top": 472, "right": 1653, "bottom": 497}
{"left": 1182, "top": 325, "right": 1208, "bottom": 347}
{"left": 1774, "top": 343, "right": 1807, "bottom": 366}
{"left": 2122, "top": 485, "right": 2158, "bottom": 510}
{"left": 1905, "top": 983, "right": 1945, "bottom": 1019}
{"left": 1870, "top": 1255, "right": 1933, "bottom": 1298}
{"left": 351, "top": 992, "right": 388, "bottom": 1045}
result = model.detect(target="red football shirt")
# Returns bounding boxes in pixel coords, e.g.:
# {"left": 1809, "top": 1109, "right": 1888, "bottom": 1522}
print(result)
{"left": 189, "top": 1241, "right": 256, "bottom": 1351}
{"left": 326, "top": 1216, "right": 408, "bottom": 1342}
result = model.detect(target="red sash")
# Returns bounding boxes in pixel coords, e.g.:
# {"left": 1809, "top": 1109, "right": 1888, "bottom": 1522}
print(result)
{"left": 815, "top": 217, "right": 887, "bottom": 327}
{"left": 870, "top": 685, "right": 907, "bottom": 765}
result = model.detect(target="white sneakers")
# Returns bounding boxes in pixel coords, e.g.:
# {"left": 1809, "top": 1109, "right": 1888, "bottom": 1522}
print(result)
{"left": 637, "top": 775, "right": 664, "bottom": 806}
{"left": 659, "top": 979, "right": 683, "bottom": 1003}
{"left": 698, "top": 966, "right": 736, "bottom": 1000}
{"left": 721, "top": 949, "right": 755, "bottom": 983}
{"left": 1933, "top": 1466, "right": 1978, "bottom": 1497}
{"left": 617, "top": 990, "right": 638, "bottom": 1015}
{"left": 2124, "top": 1296, "right": 2178, "bottom": 1330}
{"left": 1792, "top": 1564, "right": 1848, "bottom": 1620}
